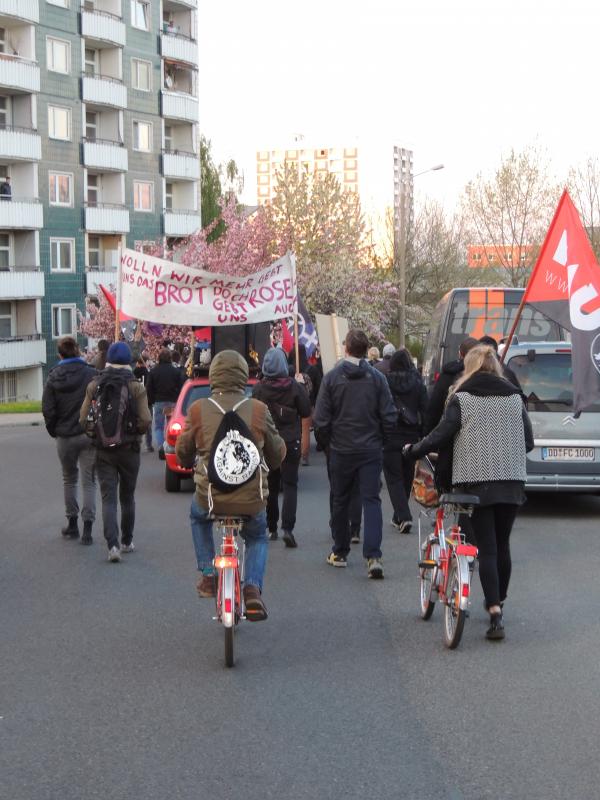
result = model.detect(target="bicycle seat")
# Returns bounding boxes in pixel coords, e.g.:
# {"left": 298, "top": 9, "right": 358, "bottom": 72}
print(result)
{"left": 439, "top": 493, "right": 480, "bottom": 507}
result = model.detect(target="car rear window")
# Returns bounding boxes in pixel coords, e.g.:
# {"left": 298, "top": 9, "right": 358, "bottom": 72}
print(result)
{"left": 181, "top": 383, "right": 254, "bottom": 415}
{"left": 507, "top": 352, "right": 600, "bottom": 412}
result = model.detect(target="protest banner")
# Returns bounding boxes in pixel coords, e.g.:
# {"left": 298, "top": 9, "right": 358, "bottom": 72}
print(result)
{"left": 315, "top": 314, "right": 349, "bottom": 373}
{"left": 117, "top": 248, "right": 297, "bottom": 326}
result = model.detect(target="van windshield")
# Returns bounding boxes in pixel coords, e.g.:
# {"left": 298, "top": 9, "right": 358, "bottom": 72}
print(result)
{"left": 507, "top": 353, "right": 600, "bottom": 412}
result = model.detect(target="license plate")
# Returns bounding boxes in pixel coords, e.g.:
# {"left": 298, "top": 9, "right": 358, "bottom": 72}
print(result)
{"left": 541, "top": 446, "right": 595, "bottom": 461}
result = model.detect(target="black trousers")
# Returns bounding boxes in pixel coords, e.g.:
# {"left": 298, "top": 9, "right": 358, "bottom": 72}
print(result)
{"left": 383, "top": 447, "right": 415, "bottom": 523}
{"left": 470, "top": 503, "right": 519, "bottom": 608}
{"left": 267, "top": 440, "right": 301, "bottom": 533}
{"left": 326, "top": 452, "right": 362, "bottom": 536}
{"left": 95, "top": 445, "right": 141, "bottom": 549}
{"left": 329, "top": 451, "right": 383, "bottom": 559}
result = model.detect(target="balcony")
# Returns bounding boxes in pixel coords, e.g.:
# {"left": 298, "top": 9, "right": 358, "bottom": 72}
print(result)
{"left": 0, "top": 199, "right": 42, "bottom": 229}
{"left": 81, "top": 9, "right": 126, "bottom": 47}
{"left": 81, "top": 74, "right": 127, "bottom": 109}
{"left": 0, "top": 126, "right": 41, "bottom": 161}
{"left": 0, "top": 0, "right": 39, "bottom": 23}
{"left": 162, "top": 150, "right": 199, "bottom": 180}
{"left": 161, "top": 90, "right": 198, "bottom": 123}
{"left": 166, "top": 0, "right": 196, "bottom": 7}
{"left": 85, "top": 203, "right": 129, "bottom": 233}
{"left": 163, "top": 209, "right": 199, "bottom": 237}
{"left": 0, "top": 267, "right": 44, "bottom": 300}
{"left": 0, "top": 55, "right": 40, "bottom": 94}
{"left": 160, "top": 32, "right": 197, "bottom": 66}
{"left": 83, "top": 138, "right": 128, "bottom": 172}
{"left": 85, "top": 267, "right": 118, "bottom": 295}
{"left": 0, "top": 334, "right": 45, "bottom": 370}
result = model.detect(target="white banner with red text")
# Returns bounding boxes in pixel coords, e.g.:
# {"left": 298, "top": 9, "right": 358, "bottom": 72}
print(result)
{"left": 118, "top": 249, "right": 297, "bottom": 326}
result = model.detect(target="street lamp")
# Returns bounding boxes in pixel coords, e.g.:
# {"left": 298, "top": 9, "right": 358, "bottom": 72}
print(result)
{"left": 397, "top": 162, "right": 445, "bottom": 348}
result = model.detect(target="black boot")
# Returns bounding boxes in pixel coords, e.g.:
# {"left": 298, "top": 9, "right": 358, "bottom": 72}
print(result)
{"left": 486, "top": 612, "right": 505, "bottom": 641}
{"left": 81, "top": 521, "right": 93, "bottom": 545}
{"left": 282, "top": 530, "right": 297, "bottom": 548}
{"left": 61, "top": 517, "right": 79, "bottom": 539}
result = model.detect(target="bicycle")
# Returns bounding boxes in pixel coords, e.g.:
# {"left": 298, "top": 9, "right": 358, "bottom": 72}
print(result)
{"left": 418, "top": 491, "right": 479, "bottom": 649}
{"left": 212, "top": 516, "right": 246, "bottom": 668}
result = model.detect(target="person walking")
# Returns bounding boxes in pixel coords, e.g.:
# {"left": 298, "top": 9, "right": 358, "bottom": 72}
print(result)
{"left": 93, "top": 339, "right": 109, "bottom": 371}
{"left": 146, "top": 347, "right": 184, "bottom": 452}
{"left": 374, "top": 342, "right": 395, "bottom": 375}
{"left": 176, "top": 350, "right": 286, "bottom": 620}
{"left": 314, "top": 329, "right": 397, "bottom": 578}
{"left": 383, "top": 348, "right": 428, "bottom": 534}
{"left": 404, "top": 345, "right": 534, "bottom": 640}
{"left": 253, "top": 347, "right": 312, "bottom": 548}
{"left": 42, "top": 336, "right": 98, "bottom": 544}
{"left": 79, "top": 342, "right": 151, "bottom": 562}
{"left": 423, "top": 336, "right": 478, "bottom": 433}
{"left": 287, "top": 345, "right": 314, "bottom": 465}
{"left": 133, "top": 357, "right": 153, "bottom": 452}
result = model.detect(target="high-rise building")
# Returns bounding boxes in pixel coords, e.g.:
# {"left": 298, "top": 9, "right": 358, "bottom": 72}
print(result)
{"left": 0, "top": 0, "right": 199, "bottom": 401}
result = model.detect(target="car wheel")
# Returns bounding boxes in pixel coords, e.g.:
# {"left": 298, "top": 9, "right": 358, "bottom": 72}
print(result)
{"left": 165, "top": 467, "right": 181, "bottom": 493}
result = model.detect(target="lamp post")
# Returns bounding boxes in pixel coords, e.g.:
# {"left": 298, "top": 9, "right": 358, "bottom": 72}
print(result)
{"left": 396, "top": 162, "right": 444, "bottom": 348}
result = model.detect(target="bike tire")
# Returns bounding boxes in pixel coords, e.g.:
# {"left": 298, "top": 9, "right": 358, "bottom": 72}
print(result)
{"left": 443, "top": 555, "right": 466, "bottom": 649}
{"left": 224, "top": 625, "right": 234, "bottom": 668}
{"left": 419, "top": 538, "right": 438, "bottom": 620}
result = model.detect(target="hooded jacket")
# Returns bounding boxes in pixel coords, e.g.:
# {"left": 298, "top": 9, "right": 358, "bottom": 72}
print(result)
{"left": 385, "top": 367, "right": 428, "bottom": 446}
{"left": 176, "top": 351, "right": 286, "bottom": 515}
{"left": 423, "top": 358, "right": 464, "bottom": 434}
{"left": 79, "top": 365, "right": 152, "bottom": 444}
{"left": 313, "top": 358, "right": 397, "bottom": 453}
{"left": 42, "top": 358, "right": 98, "bottom": 438}
{"left": 252, "top": 377, "right": 312, "bottom": 443}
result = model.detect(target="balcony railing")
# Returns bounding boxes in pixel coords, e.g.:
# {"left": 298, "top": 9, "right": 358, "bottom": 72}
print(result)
{"left": 81, "top": 8, "right": 126, "bottom": 47}
{"left": 163, "top": 208, "right": 199, "bottom": 237}
{"left": 162, "top": 149, "right": 199, "bottom": 180}
{"left": 160, "top": 31, "right": 198, "bottom": 66}
{"left": 0, "top": 334, "right": 46, "bottom": 370}
{"left": 0, "top": 198, "right": 43, "bottom": 229}
{"left": 0, "top": 267, "right": 44, "bottom": 300}
{"left": 82, "top": 138, "right": 128, "bottom": 172}
{"left": 81, "top": 73, "right": 127, "bottom": 109}
{"left": 0, "top": 55, "right": 40, "bottom": 94}
{"left": 161, "top": 90, "right": 198, "bottom": 123}
{"left": 84, "top": 202, "right": 129, "bottom": 233}
{"left": 0, "top": 126, "right": 41, "bottom": 161}
{"left": 0, "top": 0, "right": 39, "bottom": 23}
{"left": 166, "top": 0, "right": 196, "bottom": 8}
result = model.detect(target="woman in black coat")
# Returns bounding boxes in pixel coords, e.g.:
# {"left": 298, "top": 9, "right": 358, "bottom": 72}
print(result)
{"left": 383, "top": 349, "right": 428, "bottom": 534}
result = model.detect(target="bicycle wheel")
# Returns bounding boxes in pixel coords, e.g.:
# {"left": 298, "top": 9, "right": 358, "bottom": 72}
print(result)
{"left": 225, "top": 625, "right": 234, "bottom": 668}
{"left": 419, "top": 537, "right": 439, "bottom": 620}
{"left": 443, "top": 554, "right": 466, "bottom": 649}
{"left": 221, "top": 567, "right": 236, "bottom": 668}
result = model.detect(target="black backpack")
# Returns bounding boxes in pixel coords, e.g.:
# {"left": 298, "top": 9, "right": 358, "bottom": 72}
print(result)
{"left": 86, "top": 371, "right": 137, "bottom": 448}
{"left": 394, "top": 395, "right": 420, "bottom": 428}
{"left": 206, "top": 398, "right": 262, "bottom": 493}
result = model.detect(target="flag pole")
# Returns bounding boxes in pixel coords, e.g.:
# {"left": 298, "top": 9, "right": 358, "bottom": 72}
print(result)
{"left": 291, "top": 252, "right": 300, "bottom": 374}
{"left": 114, "top": 241, "right": 123, "bottom": 342}
{"left": 499, "top": 293, "right": 527, "bottom": 364}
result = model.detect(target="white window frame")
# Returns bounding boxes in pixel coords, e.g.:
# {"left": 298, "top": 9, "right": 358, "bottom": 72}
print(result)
{"left": 87, "top": 174, "right": 98, "bottom": 206}
{"left": 84, "top": 46, "right": 99, "bottom": 76}
{"left": 0, "top": 300, "right": 13, "bottom": 338}
{"left": 50, "top": 238, "right": 75, "bottom": 273}
{"left": 132, "top": 119, "right": 153, "bottom": 152}
{"left": 131, "top": 58, "right": 152, "bottom": 92}
{"left": 49, "top": 172, "right": 74, "bottom": 207}
{"left": 131, "top": 0, "right": 150, "bottom": 30}
{"left": 87, "top": 235, "right": 100, "bottom": 268}
{"left": 47, "top": 0, "right": 70, "bottom": 8}
{"left": 165, "top": 181, "right": 173, "bottom": 210}
{"left": 85, "top": 110, "right": 97, "bottom": 142}
{"left": 51, "top": 304, "right": 76, "bottom": 339}
{"left": 48, "top": 105, "right": 72, "bottom": 141}
{"left": 133, "top": 180, "right": 153, "bottom": 212}
{"left": 47, "top": 36, "right": 71, "bottom": 75}
{"left": 0, "top": 232, "right": 11, "bottom": 270}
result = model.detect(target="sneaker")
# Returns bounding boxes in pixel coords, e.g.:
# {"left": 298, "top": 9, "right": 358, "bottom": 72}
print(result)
{"left": 120, "top": 541, "right": 135, "bottom": 553}
{"left": 398, "top": 521, "right": 412, "bottom": 534}
{"left": 350, "top": 531, "right": 361, "bottom": 544}
{"left": 367, "top": 558, "right": 384, "bottom": 579}
{"left": 243, "top": 584, "right": 268, "bottom": 621}
{"left": 268, "top": 529, "right": 278, "bottom": 541}
{"left": 282, "top": 529, "right": 297, "bottom": 548}
{"left": 390, "top": 517, "right": 400, "bottom": 530}
{"left": 108, "top": 546, "right": 122, "bottom": 563}
{"left": 197, "top": 574, "right": 216, "bottom": 598}
{"left": 486, "top": 612, "right": 505, "bottom": 641}
{"left": 61, "top": 518, "right": 79, "bottom": 539}
{"left": 326, "top": 552, "right": 347, "bottom": 568}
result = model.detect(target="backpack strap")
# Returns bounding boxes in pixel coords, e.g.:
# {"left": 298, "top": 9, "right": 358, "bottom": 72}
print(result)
{"left": 207, "top": 397, "right": 226, "bottom": 415}
{"left": 233, "top": 398, "right": 248, "bottom": 412}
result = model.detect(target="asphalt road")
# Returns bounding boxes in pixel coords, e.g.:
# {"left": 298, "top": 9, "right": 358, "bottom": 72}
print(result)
{"left": 1, "top": 424, "right": 600, "bottom": 800}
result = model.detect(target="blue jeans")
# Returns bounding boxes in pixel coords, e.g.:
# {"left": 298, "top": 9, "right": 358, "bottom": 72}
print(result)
{"left": 152, "top": 401, "right": 171, "bottom": 449}
{"left": 330, "top": 450, "right": 383, "bottom": 559}
{"left": 190, "top": 496, "right": 268, "bottom": 591}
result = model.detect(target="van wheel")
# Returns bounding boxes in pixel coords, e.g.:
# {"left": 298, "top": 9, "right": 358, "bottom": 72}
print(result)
{"left": 165, "top": 467, "right": 181, "bottom": 493}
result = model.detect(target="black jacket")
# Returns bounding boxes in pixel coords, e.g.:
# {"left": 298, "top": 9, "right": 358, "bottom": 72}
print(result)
{"left": 386, "top": 367, "right": 428, "bottom": 449}
{"left": 252, "top": 377, "right": 312, "bottom": 443}
{"left": 42, "top": 358, "right": 98, "bottom": 438}
{"left": 423, "top": 359, "right": 464, "bottom": 434}
{"left": 313, "top": 359, "right": 397, "bottom": 454}
{"left": 146, "top": 362, "right": 184, "bottom": 405}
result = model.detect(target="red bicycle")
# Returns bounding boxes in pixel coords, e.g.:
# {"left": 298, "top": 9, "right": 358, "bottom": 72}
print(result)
{"left": 213, "top": 516, "right": 246, "bottom": 668}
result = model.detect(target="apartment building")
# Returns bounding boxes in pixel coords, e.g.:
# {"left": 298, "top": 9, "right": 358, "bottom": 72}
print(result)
{"left": 0, "top": 0, "right": 199, "bottom": 401}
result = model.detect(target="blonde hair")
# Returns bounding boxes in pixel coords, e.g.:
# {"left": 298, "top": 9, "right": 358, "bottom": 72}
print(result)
{"left": 368, "top": 346, "right": 380, "bottom": 361}
{"left": 450, "top": 345, "right": 503, "bottom": 397}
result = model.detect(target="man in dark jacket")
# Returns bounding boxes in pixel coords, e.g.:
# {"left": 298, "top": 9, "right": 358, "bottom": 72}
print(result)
{"left": 423, "top": 337, "right": 478, "bottom": 433}
{"left": 253, "top": 347, "right": 312, "bottom": 547}
{"left": 314, "top": 329, "right": 397, "bottom": 578}
{"left": 146, "top": 347, "right": 184, "bottom": 451}
{"left": 42, "top": 336, "right": 98, "bottom": 543}
{"left": 479, "top": 335, "right": 523, "bottom": 391}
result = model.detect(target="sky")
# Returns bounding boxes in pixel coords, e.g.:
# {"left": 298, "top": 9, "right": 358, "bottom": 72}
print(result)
{"left": 199, "top": 0, "right": 599, "bottom": 212}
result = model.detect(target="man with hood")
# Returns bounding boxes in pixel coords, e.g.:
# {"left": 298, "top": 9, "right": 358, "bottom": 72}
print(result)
{"left": 423, "top": 337, "right": 478, "bottom": 433}
{"left": 253, "top": 347, "right": 312, "bottom": 547}
{"left": 313, "top": 329, "right": 397, "bottom": 578}
{"left": 176, "top": 350, "right": 286, "bottom": 621}
{"left": 43, "top": 336, "right": 98, "bottom": 543}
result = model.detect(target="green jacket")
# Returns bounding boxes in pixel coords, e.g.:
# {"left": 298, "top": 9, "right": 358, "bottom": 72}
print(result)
{"left": 79, "top": 366, "right": 152, "bottom": 440}
{"left": 176, "top": 350, "right": 285, "bottom": 516}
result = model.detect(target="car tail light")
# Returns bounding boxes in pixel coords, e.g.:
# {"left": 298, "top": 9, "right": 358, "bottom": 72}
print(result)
{"left": 166, "top": 420, "right": 182, "bottom": 446}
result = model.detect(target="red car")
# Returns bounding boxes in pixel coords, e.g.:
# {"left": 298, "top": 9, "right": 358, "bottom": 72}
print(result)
{"left": 163, "top": 376, "right": 258, "bottom": 492}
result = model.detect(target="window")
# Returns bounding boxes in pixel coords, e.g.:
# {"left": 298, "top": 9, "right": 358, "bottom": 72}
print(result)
{"left": 84, "top": 47, "right": 98, "bottom": 76}
{"left": 131, "top": 0, "right": 150, "bottom": 30}
{"left": 87, "top": 174, "right": 98, "bottom": 206}
{"left": 0, "top": 28, "right": 5, "bottom": 55}
{"left": 50, "top": 238, "right": 75, "bottom": 272}
{"left": 0, "top": 233, "right": 10, "bottom": 270}
{"left": 133, "top": 181, "right": 153, "bottom": 212}
{"left": 0, "top": 96, "right": 8, "bottom": 129}
{"left": 48, "top": 106, "right": 71, "bottom": 141}
{"left": 47, "top": 37, "right": 71, "bottom": 74}
{"left": 49, "top": 172, "right": 73, "bottom": 206}
{"left": 47, "top": 0, "right": 69, "bottom": 7}
{"left": 165, "top": 181, "right": 172, "bottom": 210}
{"left": 51, "top": 304, "right": 75, "bottom": 338}
{"left": 88, "top": 235, "right": 100, "bottom": 268}
{"left": 85, "top": 111, "right": 97, "bottom": 141}
{"left": 131, "top": 58, "right": 151, "bottom": 91}
{"left": 164, "top": 125, "right": 172, "bottom": 152}
{"left": 0, "top": 301, "right": 12, "bottom": 338}
{"left": 133, "top": 120, "right": 152, "bottom": 152}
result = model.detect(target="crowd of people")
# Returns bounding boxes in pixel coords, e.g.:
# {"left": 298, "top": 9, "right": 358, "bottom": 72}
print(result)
{"left": 42, "top": 325, "right": 532, "bottom": 640}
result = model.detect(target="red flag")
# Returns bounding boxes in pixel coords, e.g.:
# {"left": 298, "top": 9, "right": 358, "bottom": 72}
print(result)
{"left": 99, "top": 284, "right": 133, "bottom": 322}
{"left": 281, "top": 318, "right": 294, "bottom": 353}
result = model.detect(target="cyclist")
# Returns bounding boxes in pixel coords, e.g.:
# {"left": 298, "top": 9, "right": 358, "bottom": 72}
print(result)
{"left": 176, "top": 350, "right": 286, "bottom": 621}
{"left": 404, "top": 345, "right": 533, "bottom": 641}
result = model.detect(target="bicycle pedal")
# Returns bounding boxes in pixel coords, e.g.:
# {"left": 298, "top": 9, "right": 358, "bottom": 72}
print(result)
{"left": 419, "top": 560, "right": 437, "bottom": 569}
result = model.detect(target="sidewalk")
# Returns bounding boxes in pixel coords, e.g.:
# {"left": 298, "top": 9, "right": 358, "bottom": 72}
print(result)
{"left": 0, "top": 413, "right": 44, "bottom": 427}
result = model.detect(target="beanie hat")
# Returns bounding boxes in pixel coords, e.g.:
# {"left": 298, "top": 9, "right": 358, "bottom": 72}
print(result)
{"left": 262, "top": 347, "right": 289, "bottom": 378}
{"left": 382, "top": 343, "right": 396, "bottom": 359}
{"left": 106, "top": 342, "right": 132, "bottom": 365}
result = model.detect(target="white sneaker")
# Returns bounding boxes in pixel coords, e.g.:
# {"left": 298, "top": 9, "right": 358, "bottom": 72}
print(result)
{"left": 120, "top": 542, "right": 135, "bottom": 553}
{"left": 398, "top": 521, "right": 412, "bottom": 534}
{"left": 108, "top": 546, "right": 122, "bottom": 563}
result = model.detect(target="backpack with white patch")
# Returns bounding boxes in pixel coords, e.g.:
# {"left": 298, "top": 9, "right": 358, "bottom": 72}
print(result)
{"left": 85, "top": 371, "right": 137, "bottom": 448}
{"left": 206, "top": 397, "right": 262, "bottom": 494}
